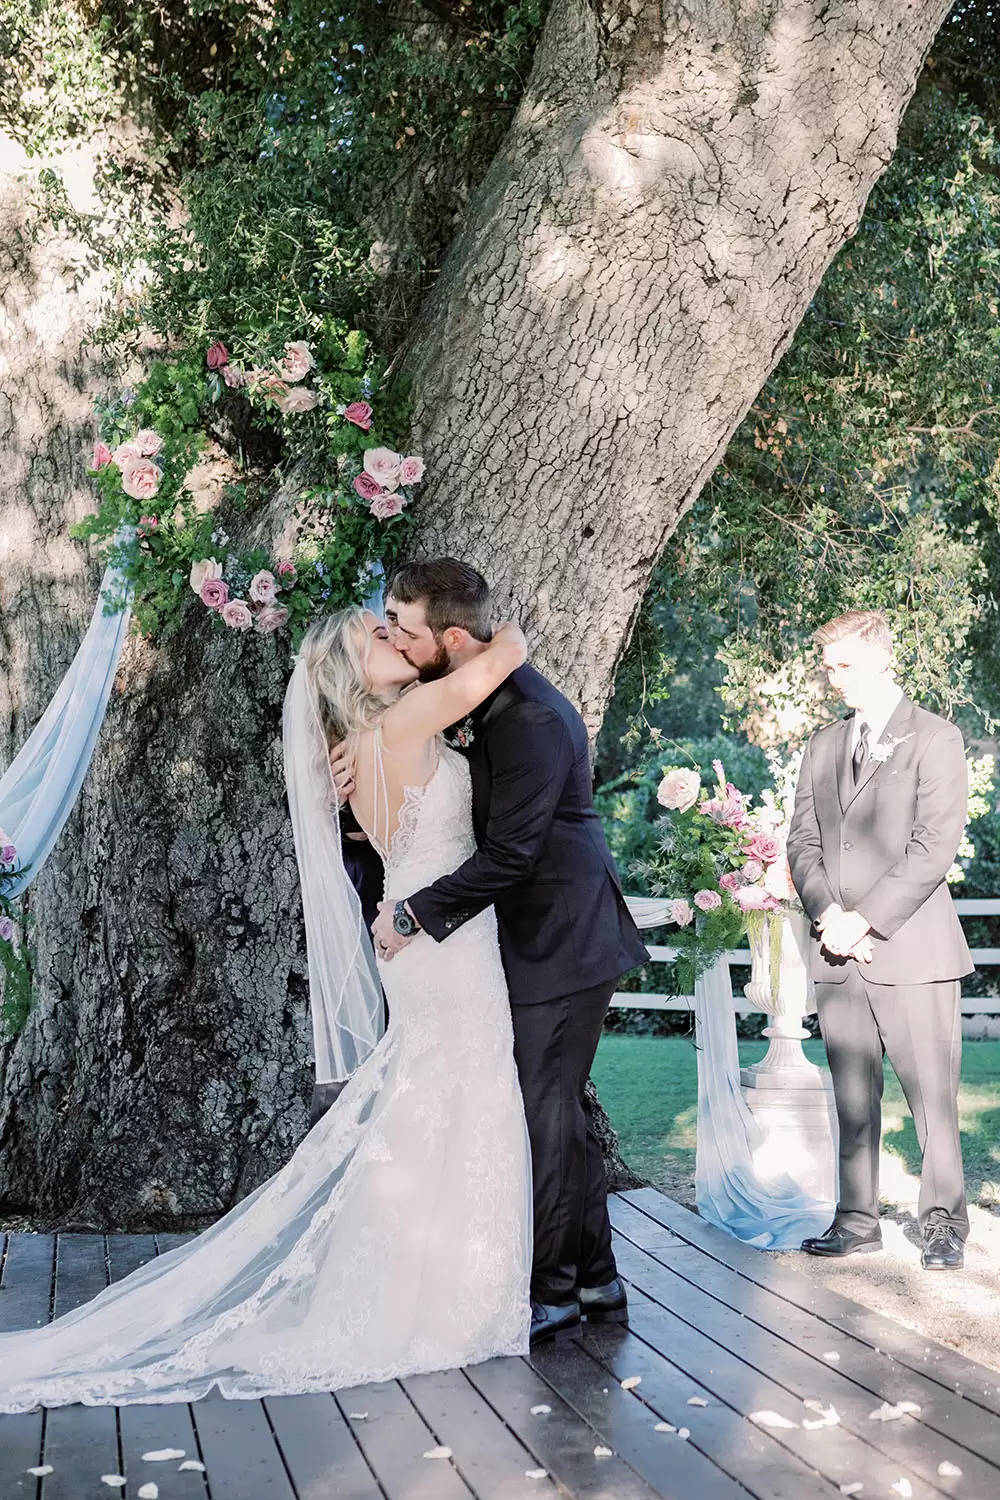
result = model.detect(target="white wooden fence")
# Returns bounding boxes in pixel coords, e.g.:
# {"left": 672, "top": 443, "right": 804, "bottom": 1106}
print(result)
{"left": 613, "top": 898, "right": 1000, "bottom": 1015}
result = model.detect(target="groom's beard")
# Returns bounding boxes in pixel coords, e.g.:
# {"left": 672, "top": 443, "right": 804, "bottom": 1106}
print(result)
{"left": 413, "top": 640, "right": 452, "bottom": 682}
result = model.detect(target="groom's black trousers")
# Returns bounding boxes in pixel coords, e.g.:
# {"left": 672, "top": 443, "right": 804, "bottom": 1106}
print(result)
{"left": 510, "top": 980, "right": 618, "bottom": 1303}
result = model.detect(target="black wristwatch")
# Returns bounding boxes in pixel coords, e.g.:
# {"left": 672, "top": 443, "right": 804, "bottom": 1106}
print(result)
{"left": 393, "top": 900, "right": 420, "bottom": 937}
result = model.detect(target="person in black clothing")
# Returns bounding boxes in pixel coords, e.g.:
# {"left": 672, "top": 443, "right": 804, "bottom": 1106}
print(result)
{"left": 366, "top": 559, "right": 648, "bottom": 1343}
{"left": 308, "top": 803, "right": 385, "bottom": 1127}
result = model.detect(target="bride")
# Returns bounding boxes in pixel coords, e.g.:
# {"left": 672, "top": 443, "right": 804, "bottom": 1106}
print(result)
{"left": 0, "top": 608, "right": 532, "bottom": 1411}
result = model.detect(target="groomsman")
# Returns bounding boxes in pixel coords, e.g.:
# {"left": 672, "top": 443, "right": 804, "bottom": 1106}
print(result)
{"left": 787, "top": 610, "right": 972, "bottom": 1270}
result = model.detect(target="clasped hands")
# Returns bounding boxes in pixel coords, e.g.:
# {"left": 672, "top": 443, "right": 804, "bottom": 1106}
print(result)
{"left": 817, "top": 904, "right": 873, "bottom": 964}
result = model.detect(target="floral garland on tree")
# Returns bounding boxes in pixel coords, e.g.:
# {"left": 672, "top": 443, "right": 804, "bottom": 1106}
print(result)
{"left": 73, "top": 320, "right": 425, "bottom": 646}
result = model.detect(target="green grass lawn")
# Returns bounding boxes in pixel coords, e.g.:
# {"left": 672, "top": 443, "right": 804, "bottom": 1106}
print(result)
{"left": 592, "top": 1034, "right": 1000, "bottom": 1207}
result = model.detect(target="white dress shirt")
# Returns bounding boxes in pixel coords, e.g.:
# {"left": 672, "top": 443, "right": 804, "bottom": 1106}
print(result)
{"left": 851, "top": 681, "right": 903, "bottom": 758}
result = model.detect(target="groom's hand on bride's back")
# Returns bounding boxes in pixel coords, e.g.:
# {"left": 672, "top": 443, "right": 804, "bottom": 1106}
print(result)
{"left": 329, "top": 740, "right": 356, "bottom": 806}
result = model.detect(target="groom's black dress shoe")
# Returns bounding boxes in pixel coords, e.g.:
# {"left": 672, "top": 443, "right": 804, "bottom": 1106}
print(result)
{"left": 801, "top": 1224, "right": 883, "bottom": 1257}
{"left": 529, "top": 1299, "right": 581, "bottom": 1346}
{"left": 578, "top": 1276, "right": 629, "bottom": 1326}
{"left": 921, "top": 1224, "right": 964, "bottom": 1270}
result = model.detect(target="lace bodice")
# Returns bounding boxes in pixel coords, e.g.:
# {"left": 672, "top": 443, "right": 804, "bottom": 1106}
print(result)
{"left": 382, "top": 741, "right": 476, "bottom": 898}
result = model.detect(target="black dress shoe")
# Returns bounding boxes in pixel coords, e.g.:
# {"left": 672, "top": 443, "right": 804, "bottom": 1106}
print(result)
{"left": 921, "top": 1224, "right": 964, "bottom": 1270}
{"left": 579, "top": 1276, "right": 629, "bottom": 1326}
{"left": 530, "top": 1299, "right": 581, "bottom": 1345}
{"left": 801, "top": 1223, "right": 883, "bottom": 1257}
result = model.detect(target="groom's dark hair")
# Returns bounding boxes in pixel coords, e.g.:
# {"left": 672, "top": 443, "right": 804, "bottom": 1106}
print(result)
{"left": 387, "top": 558, "right": 494, "bottom": 642}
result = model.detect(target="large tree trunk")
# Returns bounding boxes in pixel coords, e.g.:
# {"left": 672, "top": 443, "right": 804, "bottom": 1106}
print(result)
{"left": 402, "top": 0, "right": 951, "bottom": 734}
{"left": 0, "top": 0, "right": 949, "bottom": 1227}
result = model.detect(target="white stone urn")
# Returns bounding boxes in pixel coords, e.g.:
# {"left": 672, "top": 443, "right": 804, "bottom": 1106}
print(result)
{"left": 741, "top": 907, "right": 826, "bottom": 1090}
{"left": 739, "top": 907, "right": 838, "bottom": 1205}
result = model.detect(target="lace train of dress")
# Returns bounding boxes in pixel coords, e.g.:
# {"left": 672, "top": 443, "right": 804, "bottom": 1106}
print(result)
{"left": 0, "top": 746, "right": 532, "bottom": 1411}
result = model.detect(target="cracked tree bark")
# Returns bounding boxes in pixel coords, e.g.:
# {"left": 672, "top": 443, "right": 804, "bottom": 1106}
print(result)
{"left": 402, "top": 0, "right": 953, "bottom": 733}
{"left": 0, "top": 0, "right": 950, "bottom": 1227}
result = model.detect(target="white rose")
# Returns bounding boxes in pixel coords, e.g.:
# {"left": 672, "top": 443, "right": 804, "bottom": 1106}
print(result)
{"left": 279, "top": 340, "right": 315, "bottom": 383}
{"left": 656, "top": 767, "right": 701, "bottom": 813}
{"left": 362, "top": 446, "right": 403, "bottom": 492}
{"left": 189, "top": 557, "right": 223, "bottom": 595}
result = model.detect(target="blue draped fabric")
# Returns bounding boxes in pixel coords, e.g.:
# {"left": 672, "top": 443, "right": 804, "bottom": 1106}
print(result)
{"left": 692, "top": 956, "right": 832, "bottom": 1249}
{"left": 0, "top": 534, "right": 134, "bottom": 898}
{"left": 0, "top": 547, "right": 384, "bottom": 904}
{"left": 625, "top": 898, "right": 833, "bottom": 1250}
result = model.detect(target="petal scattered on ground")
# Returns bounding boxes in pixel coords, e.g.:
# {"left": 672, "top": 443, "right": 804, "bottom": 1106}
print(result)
{"left": 749, "top": 1409, "right": 799, "bottom": 1428}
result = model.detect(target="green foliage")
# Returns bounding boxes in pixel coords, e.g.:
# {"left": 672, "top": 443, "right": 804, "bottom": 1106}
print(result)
{"left": 0, "top": 845, "right": 33, "bottom": 1038}
{"left": 612, "top": 85, "right": 1000, "bottom": 742}
{"left": 71, "top": 324, "right": 419, "bottom": 644}
{"left": 596, "top": 733, "right": 771, "bottom": 873}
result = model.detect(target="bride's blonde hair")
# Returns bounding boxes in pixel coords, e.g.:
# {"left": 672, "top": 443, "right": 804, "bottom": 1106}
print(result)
{"left": 297, "top": 607, "right": 389, "bottom": 753}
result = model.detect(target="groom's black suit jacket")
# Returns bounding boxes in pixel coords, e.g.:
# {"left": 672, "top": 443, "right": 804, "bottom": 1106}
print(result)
{"left": 407, "top": 664, "right": 648, "bottom": 1005}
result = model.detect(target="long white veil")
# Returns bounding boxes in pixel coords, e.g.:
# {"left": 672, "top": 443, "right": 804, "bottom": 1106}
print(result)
{"left": 281, "top": 654, "right": 384, "bottom": 1083}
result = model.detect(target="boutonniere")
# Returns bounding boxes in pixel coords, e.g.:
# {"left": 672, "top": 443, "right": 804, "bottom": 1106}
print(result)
{"left": 869, "top": 731, "right": 914, "bottom": 764}
{"left": 444, "top": 714, "right": 475, "bottom": 750}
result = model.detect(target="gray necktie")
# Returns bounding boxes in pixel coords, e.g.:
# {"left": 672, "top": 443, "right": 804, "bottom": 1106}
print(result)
{"left": 852, "top": 722, "right": 870, "bottom": 783}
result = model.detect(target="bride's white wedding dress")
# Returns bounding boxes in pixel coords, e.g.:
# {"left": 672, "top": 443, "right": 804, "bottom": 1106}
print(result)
{"left": 0, "top": 744, "right": 532, "bottom": 1411}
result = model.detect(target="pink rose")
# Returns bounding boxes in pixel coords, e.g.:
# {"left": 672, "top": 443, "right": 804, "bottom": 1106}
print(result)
{"left": 744, "top": 832, "right": 783, "bottom": 865}
{"left": 742, "top": 858, "right": 764, "bottom": 883}
{"left": 354, "top": 471, "right": 383, "bottom": 500}
{"left": 370, "top": 491, "right": 405, "bottom": 520}
{"left": 276, "top": 560, "right": 297, "bottom": 585}
{"left": 399, "top": 454, "right": 425, "bottom": 485}
{"left": 279, "top": 340, "right": 315, "bottom": 382}
{"left": 206, "top": 341, "right": 230, "bottom": 369}
{"left": 253, "top": 604, "right": 289, "bottom": 635}
{"left": 133, "top": 428, "right": 163, "bottom": 457}
{"left": 222, "top": 364, "right": 247, "bottom": 389}
{"left": 120, "top": 457, "right": 161, "bottom": 501}
{"left": 1, "top": 843, "right": 16, "bottom": 865}
{"left": 189, "top": 558, "right": 222, "bottom": 595}
{"left": 112, "top": 441, "right": 140, "bottom": 468}
{"left": 136, "top": 515, "right": 158, "bottom": 538}
{"left": 343, "top": 401, "right": 373, "bottom": 431}
{"left": 221, "top": 599, "right": 253, "bottom": 631}
{"left": 670, "top": 899, "right": 694, "bottom": 928}
{"left": 92, "top": 440, "right": 113, "bottom": 469}
{"left": 719, "top": 871, "right": 742, "bottom": 894}
{"left": 694, "top": 889, "right": 722, "bottom": 912}
{"left": 362, "top": 446, "right": 402, "bottom": 491}
{"left": 249, "top": 570, "right": 277, "bottom": 605}
{"left": 275, "top": 386, "right": 319, "bottom": 414}
{"left": 703, "top": 793, "right": 747, "bottom": 829}
{"left": 734, "top": 884, "right": 770, "bottom": 912}
{"left": 0, "top": 915, "right": 13, "bottom": 942}
{"left": 201, "top": 577, "right": 230, "bottom": 611}
{"left": 763, "top": 858, "right": 797, "bottom": 903}
{"left": 657, "top": 767, "right": 700, "bottom": 813}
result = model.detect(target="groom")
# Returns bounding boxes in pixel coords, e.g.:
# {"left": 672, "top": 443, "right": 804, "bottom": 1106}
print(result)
{"left": 786, "top": 609, "right": 972, "bottom": 1270}
{"left": 369, "top": 558, "right": 648, "bottom": 1342}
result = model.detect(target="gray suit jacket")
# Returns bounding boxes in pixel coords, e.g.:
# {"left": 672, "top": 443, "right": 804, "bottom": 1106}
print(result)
{"left": 786, "top": 695, "right": 973, "bottom": 986}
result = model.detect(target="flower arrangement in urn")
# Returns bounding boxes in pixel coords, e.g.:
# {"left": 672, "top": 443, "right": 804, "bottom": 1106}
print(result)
{"left": 631, "top": 754, "right": 803, "bottom": 995}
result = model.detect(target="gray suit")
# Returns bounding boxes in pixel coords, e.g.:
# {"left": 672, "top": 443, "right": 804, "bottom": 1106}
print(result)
{"left": 787, "top": 695, "right": 972, "bottom": 1238}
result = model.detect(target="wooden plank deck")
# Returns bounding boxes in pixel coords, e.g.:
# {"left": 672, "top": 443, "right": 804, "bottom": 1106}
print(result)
{"left": 3, "top": 1187, "right": 1000, "bottom": 1500}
